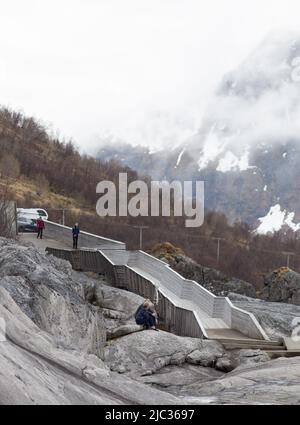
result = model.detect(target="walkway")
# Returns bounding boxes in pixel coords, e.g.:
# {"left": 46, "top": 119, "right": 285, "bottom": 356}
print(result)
{"left": 18, "top": 233, "right": 70, "bottom": 253}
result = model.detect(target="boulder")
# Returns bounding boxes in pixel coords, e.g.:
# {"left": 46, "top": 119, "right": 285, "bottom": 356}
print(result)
{"left": 104, "top": 330, "right": 225, "bottom": 376}
{"left": 262, "top": 267, "right": 300, "bottom": 305}
{"left": 140, "top": 364, "right": 223, "bottom": 395}
{"left": 107, "top": 324, "right": 144, "bottom": 340}
{"left": 229, "top": 292, "right": 300, "bottom": 338}
{"left": 186, "top": 341, "right": 224, "bottom": 367}
{"left": 149, "top": 242, "right": 256, "bottom": 297}
{"left": 188, "top": 357, "right": 300, "bottom": 405}
{"left": 82, "top": 278, "right": 143, "bottom": 317}
{"left": 0, "top": 238, "right": 106, "bottom": 358}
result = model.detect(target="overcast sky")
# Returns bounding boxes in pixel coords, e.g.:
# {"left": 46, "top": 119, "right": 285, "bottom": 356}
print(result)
{"left": 0, "top": 0, "right": 299, "bottom": 151}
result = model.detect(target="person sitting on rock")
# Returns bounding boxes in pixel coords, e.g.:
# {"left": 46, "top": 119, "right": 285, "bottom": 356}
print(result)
{"left": 144, "top": 299, "right": 158, "bottom": 326}
{"left": 134, "top": 299, "right": 158, "bottom": 330}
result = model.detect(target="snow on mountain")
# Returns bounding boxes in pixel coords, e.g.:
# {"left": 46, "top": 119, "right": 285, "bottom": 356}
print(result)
{"left": 175, "top": 148, "right": 186, "bottom": 168}
{"left": 255, "top": 205, "right": 300, "bottom": 235}
{"left": 216, "top": 150, "right": 255, "bottom": 173}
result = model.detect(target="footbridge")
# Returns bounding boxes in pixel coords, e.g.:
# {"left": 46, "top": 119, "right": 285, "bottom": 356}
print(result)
{"left": 22, "top": 220, "right": 270, "bottom": 342}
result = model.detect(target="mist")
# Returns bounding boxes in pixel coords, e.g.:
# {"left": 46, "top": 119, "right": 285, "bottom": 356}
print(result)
{"left": 187, "top": 30, "right": 300, "bottom": 170}
{"left": 1, "top": 1, "right": 300, "bottom": 152}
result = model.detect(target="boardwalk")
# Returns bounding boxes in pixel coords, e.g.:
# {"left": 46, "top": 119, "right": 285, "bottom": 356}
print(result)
{"left": 19, "top": 225, "right": 300, "bottom": 355}
{"left": 19, "top": 227, "right": 268, "bottom": 341}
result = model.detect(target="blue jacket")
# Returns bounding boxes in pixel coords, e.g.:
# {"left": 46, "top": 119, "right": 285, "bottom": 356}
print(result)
{"left": 72, "top": 226, "right": 80, "bottom": 236}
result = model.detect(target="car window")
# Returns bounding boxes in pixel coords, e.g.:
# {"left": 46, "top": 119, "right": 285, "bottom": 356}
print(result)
{"left": 19, "top": 217, "right": 29, "bottom": 222}
{"left": 37, "top": 210, "right": 46, "bottom": 216}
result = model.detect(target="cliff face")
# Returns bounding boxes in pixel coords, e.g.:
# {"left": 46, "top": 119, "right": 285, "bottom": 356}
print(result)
{"left": 0, "top": 237, "right": 179, "bottom": 404}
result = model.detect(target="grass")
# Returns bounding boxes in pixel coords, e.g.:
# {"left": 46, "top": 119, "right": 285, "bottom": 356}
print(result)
{"left": 0, "top": 176, "right": 95, "bottom": 220}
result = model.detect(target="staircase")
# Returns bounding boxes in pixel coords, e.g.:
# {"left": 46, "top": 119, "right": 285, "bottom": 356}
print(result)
{"left": 100, "top": 249, "right": 269, "bottom": 341}
{"left": 211, "top": 336, "right": 300, "bottom": 358}
{"left": 46, "top": 241, "right": 300, "bottom": 353}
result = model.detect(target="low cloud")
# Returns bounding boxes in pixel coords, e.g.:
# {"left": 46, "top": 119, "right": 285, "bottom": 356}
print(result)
{"left": 189, "top": 31, "right": 300, "bottom": 165}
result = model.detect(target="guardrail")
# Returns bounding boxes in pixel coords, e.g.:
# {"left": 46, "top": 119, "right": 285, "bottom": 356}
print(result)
{"left": 44, "top": 220, "right": 126, "bottom": 250}
{"left": 46, "top": 246, "right": 268, "bottom": 340}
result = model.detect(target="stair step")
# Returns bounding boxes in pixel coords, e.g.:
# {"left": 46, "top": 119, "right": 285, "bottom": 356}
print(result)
{"left": 223, "top": 343, "right": 285, "bottom": 351}
{"left": 222, "top": 340, "right": 284, "bottom": 347}
{"left": 213, "top": 338, "right": 282, "bottom": 346}
{"left": 266, "top": 350, "right": 300, "bottom": 358}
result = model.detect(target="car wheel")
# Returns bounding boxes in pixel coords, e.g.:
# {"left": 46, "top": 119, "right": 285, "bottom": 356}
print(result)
{"left": 18, "top": 226, "right": 24, "bottom": 233}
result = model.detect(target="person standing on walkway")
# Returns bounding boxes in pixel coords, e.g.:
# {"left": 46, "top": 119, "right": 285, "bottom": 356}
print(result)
{"left": 36, "top": 216, "right": 45, "bottom": 239}
{"left": 72, "top": 223, "right": 80, "bottom": 249}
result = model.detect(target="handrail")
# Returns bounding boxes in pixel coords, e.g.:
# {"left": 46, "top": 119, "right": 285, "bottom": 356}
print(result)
{"left": 46, "top": 241, "right": 268, "bottom": 340}
{"left": 45, "top": 220, "right": 126, "bottom": 248}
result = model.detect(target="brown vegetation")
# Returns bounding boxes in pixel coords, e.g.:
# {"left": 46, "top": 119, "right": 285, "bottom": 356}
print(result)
{"left": 1, "top": 106, "right": 300, "bottom": 288}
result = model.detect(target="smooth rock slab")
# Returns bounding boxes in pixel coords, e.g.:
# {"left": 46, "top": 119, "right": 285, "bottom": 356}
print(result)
{"left": 104, "top": 330, "right": 224, "bottom": 376}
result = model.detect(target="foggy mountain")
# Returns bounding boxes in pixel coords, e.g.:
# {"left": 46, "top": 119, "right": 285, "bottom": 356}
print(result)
{"left": 97, "top": 31, "right": 300, "bottom": 233}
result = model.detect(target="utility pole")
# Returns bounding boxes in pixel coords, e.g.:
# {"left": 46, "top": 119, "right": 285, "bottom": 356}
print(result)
{"left": 211, "top": 237, "right": 225, "bottom": 266}
{"left": 62, "top": 209, "right": 66, "bottom": 226}
{"left": 282, "top": 251, "right": 295, "bottom": 268}
{"left": 131, "top": 225, "right": 149, "bottom": 250}
{"left": 48, "top": 208, "right": 70, "bottom": 226}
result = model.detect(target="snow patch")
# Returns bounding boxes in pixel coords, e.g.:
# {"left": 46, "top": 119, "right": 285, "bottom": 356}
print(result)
{"left": 285, "top": 212, "right": 300, "bottom": 232}
{"left": 216, "top": 150, "right": 254, "bottom": 173}
{"left": 175, "top": 149, "right": 185, "bottom": 168}
{"left": 197, "top": 128, "right": 227, "bottom": 171}
{"left": 255, "top": 204, "right": 300, "bottom": 234}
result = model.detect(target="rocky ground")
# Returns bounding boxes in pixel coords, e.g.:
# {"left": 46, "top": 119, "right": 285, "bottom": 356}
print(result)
{"left": 150, "top": 243, "right": 300, "bottom": 306}
{"left": 229, "top": 293, "right": 300, "bottom": 339}
{"left": 149, "top": 242, "right": 257, "bottom": 297}
{"left": 1, "top": 237, "right": 300, "bottom": 405}
{"left": 262, "top": 267, "right": 300, "bottom": 306}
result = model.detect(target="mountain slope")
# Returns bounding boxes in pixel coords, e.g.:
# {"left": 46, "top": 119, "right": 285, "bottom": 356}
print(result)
{"left": 97, "top": 31, "right": 300, "bottom": 232}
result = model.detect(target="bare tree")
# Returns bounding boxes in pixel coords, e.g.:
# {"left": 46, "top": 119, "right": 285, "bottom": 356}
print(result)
{"left": 0, "top": 182, "right": 16, "bottom": 238}
{"left": 0, "top": 154, "right": 20, "bottom": 179}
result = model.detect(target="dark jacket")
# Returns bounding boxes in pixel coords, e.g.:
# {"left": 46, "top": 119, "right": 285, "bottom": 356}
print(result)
{"left": 72, "top": 226, "right": 80, "bottom": 236}
{"left": 134, "top": 304, "right": 144, "bottom": 319}
{"left": 135, "top": 306, "right": 149, "bottom": 323}
{"left": 134, "top": 304, "right": 156, "bottom": 327}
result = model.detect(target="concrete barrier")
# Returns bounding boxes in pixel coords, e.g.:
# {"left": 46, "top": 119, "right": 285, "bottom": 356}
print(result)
{"left": 44, "top": 220, "right": 126, "bottom": 250}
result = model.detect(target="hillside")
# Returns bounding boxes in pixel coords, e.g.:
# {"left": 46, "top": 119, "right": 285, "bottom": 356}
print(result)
{"left": 0, "top": 107, "right": 139, "bottom": 207}
{"left": 2, "top": 106, "right": 300, "bottom": 289}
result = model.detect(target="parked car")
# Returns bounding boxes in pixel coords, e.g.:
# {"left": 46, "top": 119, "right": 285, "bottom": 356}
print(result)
{"left": 17, "top": 216, "right": 38, "bottom": 233}
{"left": 17, "top": 208, "right": 49, "bottom": 221}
